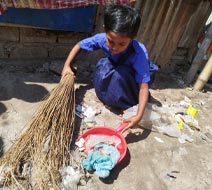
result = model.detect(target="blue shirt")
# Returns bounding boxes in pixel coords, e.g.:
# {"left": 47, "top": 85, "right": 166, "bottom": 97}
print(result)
{"left": 79, "top": 33, "right": 150, "bottom": 83}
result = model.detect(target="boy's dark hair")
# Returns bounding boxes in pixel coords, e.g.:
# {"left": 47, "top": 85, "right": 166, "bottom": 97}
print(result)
{"left": 104, "top": 4, "right": 141, "bottom": 39}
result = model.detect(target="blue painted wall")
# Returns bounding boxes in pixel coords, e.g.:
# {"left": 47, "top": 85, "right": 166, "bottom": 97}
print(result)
{"left": 0, "top": 6, "right": 97, "bottom": 32}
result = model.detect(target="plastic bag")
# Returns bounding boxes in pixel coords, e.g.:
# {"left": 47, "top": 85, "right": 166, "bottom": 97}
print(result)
{"left": 123, "top": 103, "right": 182, "bottom": 138}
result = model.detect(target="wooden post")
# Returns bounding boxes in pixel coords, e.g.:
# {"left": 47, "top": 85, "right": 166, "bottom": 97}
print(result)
{"left": 134, "top": 0, "right": 143, "bottom": 11}
{"left": 138, "top": 0, "right": 152, "bottom": 36}
{"left": 185, "top": 23, "right": 212, "bottom": 85}
{"left": 193, "top": 54, "right": 212, "bottom": 91}
{"left": 147, "top": 0, "right": 168, "bottom": 53}
{"left": 153, "top": 0, "right": 182, "bottom": 63}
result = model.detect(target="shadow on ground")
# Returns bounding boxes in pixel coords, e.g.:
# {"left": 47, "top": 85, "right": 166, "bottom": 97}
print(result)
{"left": 0, "top": 103, "right": 6, "bottom": 115}
{"left": 0, "top": 137, "right": 4, "bottom": 157}
{"left": 0, "top": 80, "right": 50, "bottom": 103}
{"left": 0, "top": 59, "right": 62, "bottom": 114}
{"left": 125, "top": 129, "right": 151, "bottom": 144}
{"left": 0, "top": 68, "right": 60, "bottom": 116}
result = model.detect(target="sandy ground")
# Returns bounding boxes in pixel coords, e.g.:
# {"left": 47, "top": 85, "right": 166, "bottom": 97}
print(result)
{"left": 0, "top": 59, "right": 212, "bottom": 190}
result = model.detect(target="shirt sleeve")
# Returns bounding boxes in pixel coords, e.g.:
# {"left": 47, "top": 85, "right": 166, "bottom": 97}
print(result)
{"left": 134, "top": 58, "right": 150, "bottom": 83}
{"left": 133, "top": 45, "right": 150, "bottom": 83}
{"left": 79, "top": 33, "right": 105, "bottom": 51}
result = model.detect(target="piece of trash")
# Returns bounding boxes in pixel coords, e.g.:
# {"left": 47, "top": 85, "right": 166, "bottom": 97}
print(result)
{"left": 157, "top": 124, "right": 182, "bottom": 138}
{"left": 186, "top": 121, "right": 200, "bottom": 131}
{"left": 123, "top": 104, "right": 162, "bottom": 132}
{"left": 179, "top": 100, "right": 190, "bottom": 108}
{"left": 200, "top": 134, "right": 212, "bottom": 143}
{"left": 166, "top": 171, "right": 179, "bottom": 182}
{"left": 184, "top": 96, "right": 192, "bottom": 103}
{"left": 75, "top": 111, "right": 83, "bottom": 118}
{"left": 154, "top": 136, "right": 164, "bottom": 143}
{"left": 171, "top": 170, "right": 180, "bottom": 173}
{"left": 59, "top": 166, "right": 82, "bottom": 190}
{"left": 205, "top": 132, "right": 212, "bottom": 139}
{"left": 84, "top": 107, "right": 96, "bottom": 122}
{"left": 186, "top": 105, "right": 197, "bottom": 118}
{"left": 75, "top": 102, "right": 99, "bottom": 122}
{"left": 180, "top": 115, "right": 200, "bottom": 131}
{"left": 201, "top": 135, "right": 207, "bottom": 142}
{"left": 185, "top": 87, "right": 193, "bottom": 91}
{"left": 206, "top": 126, "right": 212, "bottom": 133}
{"left": 85, "top": 121, "right": 96, "bottom": 128}
{"left": 75, "top": 138, "right": 85, "bottom": 151}
{"left": 178, "top": 133, "right": 193, "bottom": 143}
{"left": 175, "top": 114, "right": 183, "bottom": 129}
{"left": 75, "top": 103, "right": 87, "bottom": 118}
{"left": 207, "top": 165, "right": 211, "bottom": 171}
{"left": 199, "top": 100, "right": 205, "bottom": 105}
{"left": 123, "top": 104, "right": 161, "bottom": 122}
{"left": 84, "top": 107, "right": 95, "bottom": 118}
{"left": 179, "top": 96, "right": 191, "bottom": 108}
{"left": 167, "top": 173, "right": 177, "bottom": 179}
{"left": 19, "top": 162, "right": 31, "bottom": 178}
{"left": 166, "top": 173, "right": 177, "bottom": 180}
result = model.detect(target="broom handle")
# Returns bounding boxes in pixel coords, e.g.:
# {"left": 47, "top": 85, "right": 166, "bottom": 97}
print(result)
{"left": 116, "top": 122, "right": 129, "bottom": 133}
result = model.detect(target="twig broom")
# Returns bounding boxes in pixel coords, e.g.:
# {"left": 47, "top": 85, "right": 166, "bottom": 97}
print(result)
{"left": 0, "top": 75, "right": 75, "bottom": 189}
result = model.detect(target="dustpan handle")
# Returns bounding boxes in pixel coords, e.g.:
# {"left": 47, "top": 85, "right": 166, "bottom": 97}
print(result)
{"left": 116, "top": 122, "right": 129, "bottom": 133}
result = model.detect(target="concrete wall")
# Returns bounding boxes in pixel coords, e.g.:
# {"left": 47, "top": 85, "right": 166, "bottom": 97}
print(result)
{"left": 0, "top": 26, "right": 89, "bottom": 59}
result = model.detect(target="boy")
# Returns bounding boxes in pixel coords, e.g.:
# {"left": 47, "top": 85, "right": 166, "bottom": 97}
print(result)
{"left": 61, "top": 4, "right": 151, "bottom": 129}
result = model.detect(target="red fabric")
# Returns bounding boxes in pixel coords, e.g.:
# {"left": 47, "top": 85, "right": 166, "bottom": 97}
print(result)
{"left": 0, "top": 0, "right": 135, "bottom": 14}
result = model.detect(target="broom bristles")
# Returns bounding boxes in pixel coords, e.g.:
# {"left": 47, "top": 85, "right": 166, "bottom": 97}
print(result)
{"left": 0, "top": 75, "right": 75, "bottom": 189}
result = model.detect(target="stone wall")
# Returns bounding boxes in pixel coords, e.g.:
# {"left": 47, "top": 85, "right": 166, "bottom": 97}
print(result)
{"left": 0, "top": 26, "right": 89, "bottom": 59}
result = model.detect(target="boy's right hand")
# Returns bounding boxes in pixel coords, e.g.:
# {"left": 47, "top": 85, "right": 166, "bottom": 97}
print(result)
{"left": 61, "top": 65, "right": 75, "bottom": 79}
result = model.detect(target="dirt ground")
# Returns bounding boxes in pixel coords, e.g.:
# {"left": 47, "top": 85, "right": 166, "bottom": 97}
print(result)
{"left": 0, "top": 59, "right": 212, "bottom": 190}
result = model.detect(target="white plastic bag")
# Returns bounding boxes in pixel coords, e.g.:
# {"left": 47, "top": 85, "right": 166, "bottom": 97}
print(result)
{"left": 123, "top": 103, "right": 161, "bottom": 131}
{"left": 123, "top": 103, "right": 181, "bottom": 138}
{"left": 59, "top": 166, "right": 82, "bottom": 190}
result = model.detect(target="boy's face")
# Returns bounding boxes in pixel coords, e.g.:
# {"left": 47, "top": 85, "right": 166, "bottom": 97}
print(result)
{"left": 106, "top": 31, "right": 133, "bottom": 54}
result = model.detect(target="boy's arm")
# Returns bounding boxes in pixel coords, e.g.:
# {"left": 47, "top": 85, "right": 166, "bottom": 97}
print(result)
{"left": 61, "top": 42, "right": 81, "bottom": 78}
{"left": 137, "top": 82, "right": 149, "bottom": 120}
{"left": 124, "top": 82, "right": 149, "bottom": 128}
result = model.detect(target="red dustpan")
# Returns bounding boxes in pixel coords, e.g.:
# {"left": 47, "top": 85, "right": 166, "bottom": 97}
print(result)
{"left": 76, "top": 122, "right": 129, "bottom": 164}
